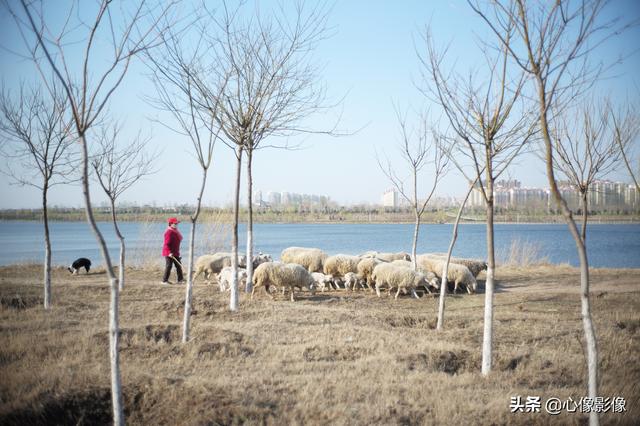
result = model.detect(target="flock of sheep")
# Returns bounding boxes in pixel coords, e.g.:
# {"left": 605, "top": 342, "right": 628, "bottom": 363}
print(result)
{"left": 193, "top": 247, "right": 487, "bottom": 302}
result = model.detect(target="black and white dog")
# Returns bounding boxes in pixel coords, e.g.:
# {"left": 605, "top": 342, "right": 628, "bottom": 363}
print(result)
{"left": 68, "top": 258, "right": 92, "bottom": 274}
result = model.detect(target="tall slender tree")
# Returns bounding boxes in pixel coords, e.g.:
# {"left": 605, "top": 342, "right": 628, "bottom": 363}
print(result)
{"left": 436, "top": 174, "right": 479, "bottom": 331}
{"left": 420, "top": 24, "right": 536, "bottom": 374}
{"left": 550, "top": 100, "right": 626, "bottom": 241}
{"left": 146, "top": 20, "right": 227, "bottom": 341}
{"left": 189, "top": 1, "right": 335, "bottom": 310}
{"left": 470, "top": 1, "right": 633, "bottom": 423}
{"left": 10, "top": 1, "right": 176, "bottom": 423}
{"left": 610, "top": 103, "right": 640, "bottom": 193}
{"left": 91, "top": 123, "right": 157, "bottom": 291}
{"left": 0, "top": 83, "right": 74, "bottom": 309}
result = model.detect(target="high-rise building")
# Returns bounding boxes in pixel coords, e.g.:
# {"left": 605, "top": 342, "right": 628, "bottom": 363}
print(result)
{"left": 381, "top": 189, "right": 398, "bottom": 208}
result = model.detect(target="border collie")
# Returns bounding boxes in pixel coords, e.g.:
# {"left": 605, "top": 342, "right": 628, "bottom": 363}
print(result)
{"left": 68, "top": 258, "right": 92, "bottom": 274}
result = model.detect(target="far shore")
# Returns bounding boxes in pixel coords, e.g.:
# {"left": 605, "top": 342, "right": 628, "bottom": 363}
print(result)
{"left": 1, "top": 207, "right": 638, "bottom": 225}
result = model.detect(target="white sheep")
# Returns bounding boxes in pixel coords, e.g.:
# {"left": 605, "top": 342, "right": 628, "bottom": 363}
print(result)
{"left": 375, "top": 252, "right": 411, "bottom": 262}
{"left": 323, "top": 254, "right": 361, "bottom": 288}
{"left": 311, "top": 272, "right": 334, "bottom": 292}
{"left": 356, "top": 257, "right": 384, "bottom": 291}
{"left": 428, "top": 254, "right": 487, "bottom": 278}
{"left": 252, "top": 262, "right": 316, "bottom": 301}
{"left": 251, "top": 252, "right": 273, "bottom": 269}
{"left": 193, "top": 252, "right": 247, "bottom": 282}
{"left": 416, "top": 254, "right": 477, "bottom": 294}
{"left": 391, "top": 259, "right": 412, "bottom": 268}
{"left": 280, "top": 247, "right": 327, "bottom": 273}
{"left": 343, "top": 272, "right": 362, "bottom": 291}
{"left": 358, "top": 250, "right": 378, "bottom": 258}
{"left": 444, "top": 263, "right": 478, "bottom": 294}
{"left": 217, "top": 267, "right": 248, "bottom": 292}
{"left": 370, "top": 263, "right": 429, "bottom": 299}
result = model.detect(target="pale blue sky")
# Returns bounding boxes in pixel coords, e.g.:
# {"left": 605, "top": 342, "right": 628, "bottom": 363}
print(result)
{"left": 1, "top": 0, "right": 639, "bottom": 209}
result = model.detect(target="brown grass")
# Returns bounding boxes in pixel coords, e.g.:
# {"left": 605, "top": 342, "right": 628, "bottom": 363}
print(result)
{"left": 1, "top": 264, "right": 639, "bottom": 425}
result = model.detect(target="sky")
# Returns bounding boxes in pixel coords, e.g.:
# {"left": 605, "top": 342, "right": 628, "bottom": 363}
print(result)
{"left": 0, "top": 0, "right": 639, "bottom": 209}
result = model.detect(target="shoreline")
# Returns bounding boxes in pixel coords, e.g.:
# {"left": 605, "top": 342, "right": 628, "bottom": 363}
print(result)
{"left": 1, "top": 218, "right": 639, "bottom": 225}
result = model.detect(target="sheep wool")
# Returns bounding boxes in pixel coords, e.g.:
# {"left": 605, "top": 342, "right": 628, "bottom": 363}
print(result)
{"left": 252, "top": 262, "right": 316, "bottom": 301}
{"left": 280, "top": 247, "right": 328, "bottom": 273}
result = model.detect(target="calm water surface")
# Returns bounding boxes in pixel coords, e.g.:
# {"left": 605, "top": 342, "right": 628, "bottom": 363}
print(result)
{"left": 0, "top": 220, "right": 639, "bottom": 268}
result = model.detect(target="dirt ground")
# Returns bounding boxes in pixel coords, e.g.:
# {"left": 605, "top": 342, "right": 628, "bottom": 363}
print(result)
{"left": 0, "top": 263, "right": 639, "bottom": 425}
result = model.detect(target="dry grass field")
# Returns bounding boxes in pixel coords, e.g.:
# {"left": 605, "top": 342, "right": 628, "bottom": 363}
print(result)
{"left": 1, "top": 263, "right": 639, "bottom": 425}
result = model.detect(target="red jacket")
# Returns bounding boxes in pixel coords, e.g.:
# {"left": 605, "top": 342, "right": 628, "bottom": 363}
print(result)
{"left": 162, "top": 226, "right": 183, "bottom": 257}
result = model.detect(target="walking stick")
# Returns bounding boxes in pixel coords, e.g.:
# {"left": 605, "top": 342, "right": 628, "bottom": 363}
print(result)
{"left": 169, "top": 255, "right": 186, "bottom": 281}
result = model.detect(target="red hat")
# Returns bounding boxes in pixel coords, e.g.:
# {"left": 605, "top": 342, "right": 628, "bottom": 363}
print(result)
{"left": 168, "top": 217, "right": 180, "bottom": 224}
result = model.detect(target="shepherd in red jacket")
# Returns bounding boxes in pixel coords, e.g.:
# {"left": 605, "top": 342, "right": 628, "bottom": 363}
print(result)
{"left": 161, "top": 217, "right": 184, "bottom": 284}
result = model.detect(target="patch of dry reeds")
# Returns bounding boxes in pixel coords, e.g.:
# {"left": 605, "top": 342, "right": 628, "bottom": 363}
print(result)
{"left": 132, "top": 211, "right": 230, "bottom": 269}
{"left": 498, "top": 237, "right": 550, "bottom": 267}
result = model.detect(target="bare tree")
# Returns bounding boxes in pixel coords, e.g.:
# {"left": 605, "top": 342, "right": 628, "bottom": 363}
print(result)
{"left": 190, "top": 1, "right": 334, "bottom": 310}
{"left": 0, "top": 83, "right": 74, "bottom": 309}
{"left": 469, "top": 1, "right": 633, "bottom": 423}
{"left": 610, "top": 103, "right": 640, "bottom": 193}
{"left": 420, "top": 25, "right": 535, "bottom": 375}
{"left": 91, "top": 123, "right": 157, "bottom": 291}
{"left": 145, "top": 20, "right": 227, "bottom": 341}
{"left": 9, "top": 0, "right": 176, "bottom": 423}
{"left": 550, "top": 99, "right": 626, "bottom": 241}
{"left": 436, "top": 174, "right": 479, "bottom": 331}
{"left": 377, "top": 108, "right": 448, "bottom": 269}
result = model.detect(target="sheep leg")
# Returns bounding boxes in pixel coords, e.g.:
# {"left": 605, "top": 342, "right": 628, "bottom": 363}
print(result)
{"left": 394, "top": 287, "right": 401, "bottom": 300}
{"left": 375, "top": 282, "right": 381, "bottom": 298}
{"left": 266, "top": 284, "right": 276, "bottom": 300}
{"left": 411, "top": 288, "right": 419, "bottom": 299}
{"left": 290, "top": 288, "right": 295, "bottom": 302}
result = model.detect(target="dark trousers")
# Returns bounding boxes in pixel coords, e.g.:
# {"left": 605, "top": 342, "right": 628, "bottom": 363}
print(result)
{"left": 163, "top": 256, "right": 183, "bottom": 282}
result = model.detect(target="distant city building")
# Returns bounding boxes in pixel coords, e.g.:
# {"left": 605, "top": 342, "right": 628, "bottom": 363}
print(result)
{"left": 259, "top": 190, "right": 330, "bottom": 208}
{"left": 469, "top": 179, "right": 638, "bottom": 212}
{"left": 381, "top": 189, "right": 398, "bottom": 208}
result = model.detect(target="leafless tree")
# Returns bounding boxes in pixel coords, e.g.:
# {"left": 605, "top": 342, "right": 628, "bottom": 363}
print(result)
{"left": 91, "top": 123, "right": 157, "bottom": 292}
{"left": 610, "top": 103, "right": 640, "bottom": 193}
{"left": 550, "top": 99, "right": 627, "bottom": 241}
{"left": 0, "top": 83, "right": 74, "bottom": 309}
{"left": 420, "top": 24, "right": 536, "bottom": 375}
{"left": 9, "top": 0, "right": 176, "bottom": 423}
{"left": 469, "top": 1, "right": 633, "bottom": 422}
{"left": 145, "top": 19, "right": 227, "bottom": 341}
{"left": 436, "top": 174, "right": 479, "bottom": 331}
{"left": 190, "top": 1, "right": 335, "bottom": 311}
{"left": 377, "top": 108, "right": 448, "bottom": 269}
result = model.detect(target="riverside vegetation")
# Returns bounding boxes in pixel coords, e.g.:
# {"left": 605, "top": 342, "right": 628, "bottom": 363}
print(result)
{"left": 1, "top": 262, "right": 639, "bottom": 425}
{"left": 0, "top": 207, "right": 638, "bottom": 224}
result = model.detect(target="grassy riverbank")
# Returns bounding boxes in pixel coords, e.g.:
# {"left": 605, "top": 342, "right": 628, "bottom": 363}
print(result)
{"left": 1, "top": 264, "right": 639, "bottom": 424}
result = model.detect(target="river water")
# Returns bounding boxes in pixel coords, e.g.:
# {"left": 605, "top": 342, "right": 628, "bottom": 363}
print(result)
{"left": 1, "top": 220, "right": 638, "bottom": 268}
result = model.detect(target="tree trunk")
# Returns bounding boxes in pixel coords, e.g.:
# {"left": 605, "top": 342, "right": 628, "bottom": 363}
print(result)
{"left": 79, "top": 133, "right": 123, "bottom": 426}
{"left": 182, "top": 168, "right": 207, "bottom": 343}
{"left": 581, "top": 190, "right": 588, "bottom": 243}
{"left": 110, "top": 200, "right": 126, "bottom": 292}
{"left": 42, "top": 185, "right": 52, "bottom": 310}
{"left": 437, "top": 180, "right": 475, "bottom": 330}
{"left": 411, "top": 209, "right": 420, "bottom": 270}
{"left": 246, "top": 149, "right": 254, "bottom": 293}
{"left": 481, "top": 193, "right": 496, "bottom": 376}
{"left": 230, "top": 146, "right": 243, "bottom": 312}
{"left": 536, "top": 80, "right": 599, "bottom": 426}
